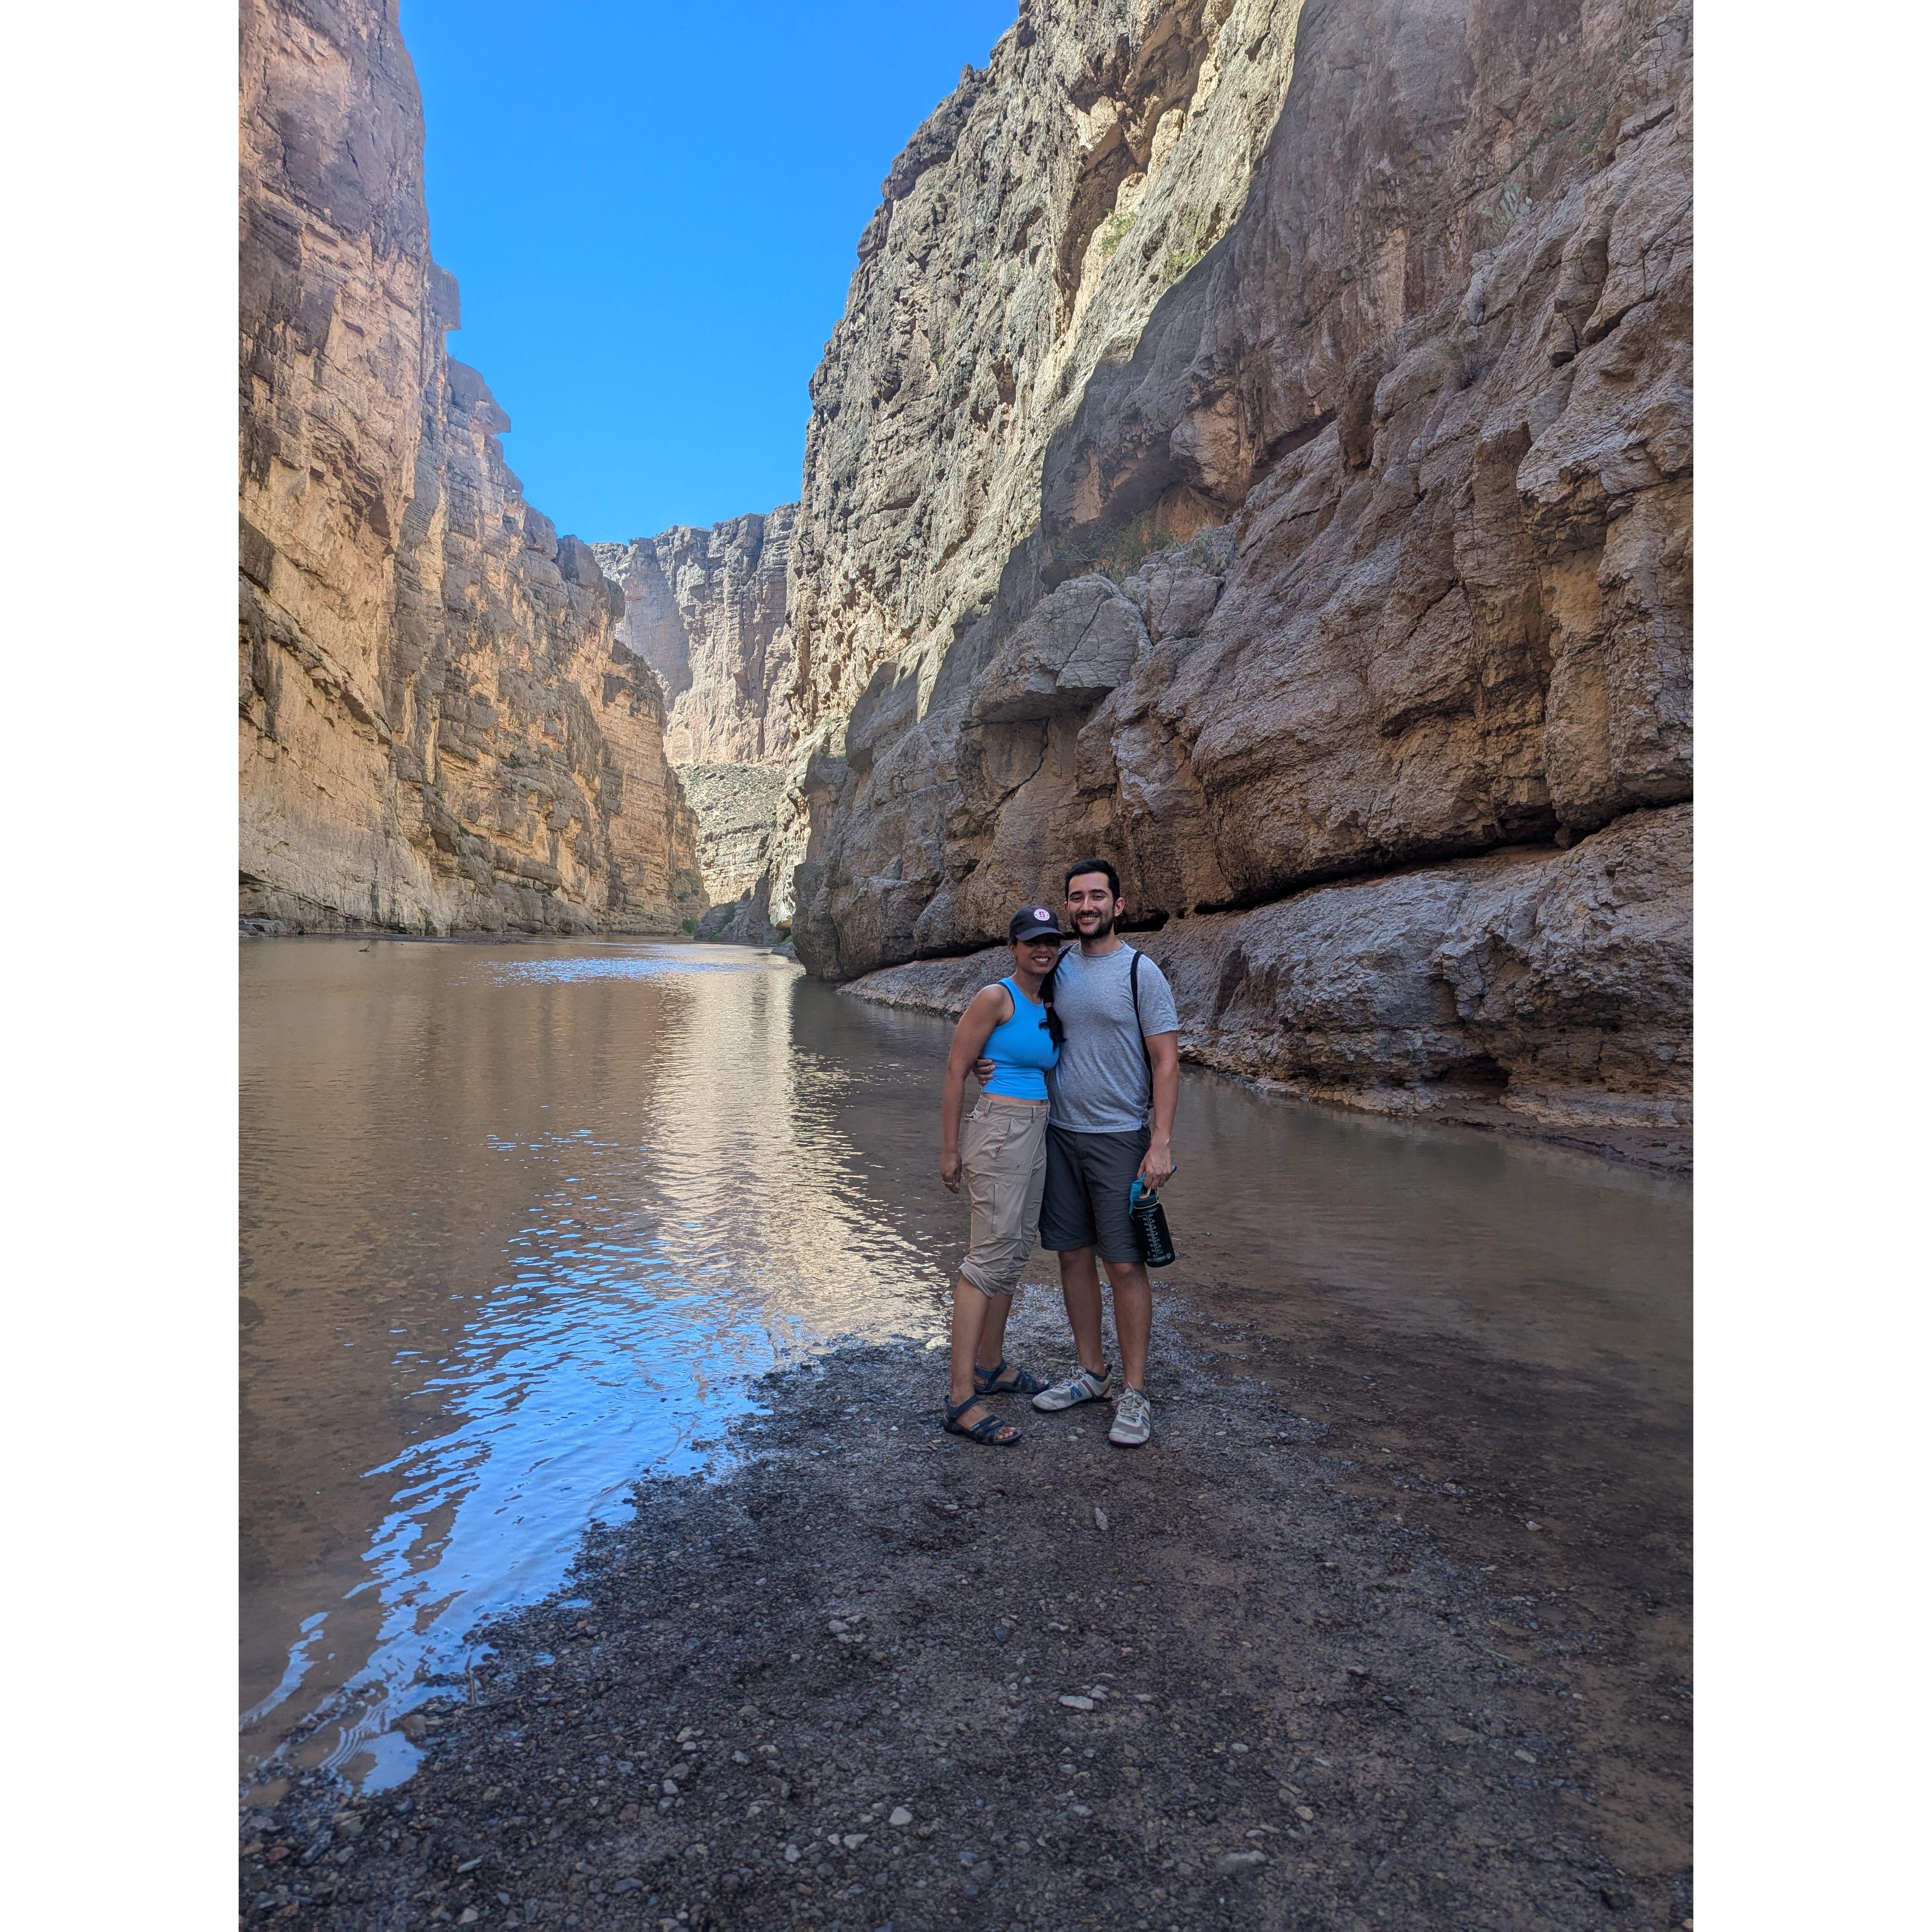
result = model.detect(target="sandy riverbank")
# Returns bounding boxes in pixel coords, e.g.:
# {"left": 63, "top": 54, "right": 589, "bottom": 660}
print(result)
{"left": 242, "top": 1285, "right": 1690, "bottom": 1931}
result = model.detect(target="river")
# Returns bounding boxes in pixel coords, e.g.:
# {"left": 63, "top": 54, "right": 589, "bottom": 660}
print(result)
{"left": 240, "top": 936, "right": 1689, "bottom": 1795}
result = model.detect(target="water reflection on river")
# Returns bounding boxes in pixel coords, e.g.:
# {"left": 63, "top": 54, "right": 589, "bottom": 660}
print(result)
{"left": 240, "top": 937, "right": 1689, "bottom": 1790}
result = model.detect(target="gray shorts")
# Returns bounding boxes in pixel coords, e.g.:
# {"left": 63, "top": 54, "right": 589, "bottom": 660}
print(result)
{"left": 1039, "top": 1123, "right": 1150, "bottom": 1264}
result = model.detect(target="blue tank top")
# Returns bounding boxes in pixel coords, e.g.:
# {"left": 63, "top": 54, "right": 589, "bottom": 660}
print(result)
{"left": 981, "top": 977, "right": 1058, "bottom": 1100}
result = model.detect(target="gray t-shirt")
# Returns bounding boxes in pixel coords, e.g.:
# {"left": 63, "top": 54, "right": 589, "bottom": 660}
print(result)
{"left": 1046, "top": 943, "right": 1180, "bottom": 1135}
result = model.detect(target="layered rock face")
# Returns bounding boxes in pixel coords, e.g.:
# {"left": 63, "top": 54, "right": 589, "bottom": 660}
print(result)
{"left": 593, "top": 509, "right": 799, "bottom": 767}
{"left": 845, "top": 805, "right": 1690, "bottom": 1167}
{"left": 240, "top": 0, "right": 703, "bottom": 934}
{"left": 787, "top": 0, "right": 1303, "bottom": 742}
{"left": 683, "top": 0, "right": 1306, "bottom": 948}
{"left": 680, "top": 764, "right": 792, "bottom": 943}
{"left": 776, "top": 0, "right": 1690, "bottom": 1161}
{"left": 590, "top": 514, "right": 803, "bottom": 936}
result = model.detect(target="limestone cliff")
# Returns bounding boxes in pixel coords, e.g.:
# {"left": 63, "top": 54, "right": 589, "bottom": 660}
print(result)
{"left": 679, "top": 764, "right": 792, "bottom": 944}
{"left": 588, "top": 514, "right": 801, "bottom": 936}
{"left": 786, "top": 0, "right": 1303, "bottom": 742}
{"left": 239, "top": 0, "right": 703, "bottom": 934}
{"left": 844, "top": 805, "right": 1690, "bottom": 1168}
{"left": 593, "top": 509, "right": 798, "bottom": 767}
{"left": 772, "top": 0, "right": 1692, "bottom": 1163}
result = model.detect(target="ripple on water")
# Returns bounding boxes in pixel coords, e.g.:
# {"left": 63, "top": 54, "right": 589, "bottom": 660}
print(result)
{"left": 240, "top": 940, "right": 953, "bottom": 1789}
{"left": 484, "top": 951, "right": 771, "bottom": 986}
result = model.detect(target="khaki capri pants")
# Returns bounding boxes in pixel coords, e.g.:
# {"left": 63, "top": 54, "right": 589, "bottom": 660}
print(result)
{"left": 957, "top": 1094, "right": 1049, "bottom": 1297}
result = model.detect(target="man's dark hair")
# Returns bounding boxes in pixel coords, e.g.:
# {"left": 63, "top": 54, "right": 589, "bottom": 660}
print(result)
{"left": 1064, "top": 856, "right": 1121, "bottom": 898}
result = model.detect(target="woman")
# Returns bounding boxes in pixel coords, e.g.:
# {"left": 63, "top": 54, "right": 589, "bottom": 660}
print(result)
{"left": 938, "top": 903, "right": 1067, "bottom": 1444}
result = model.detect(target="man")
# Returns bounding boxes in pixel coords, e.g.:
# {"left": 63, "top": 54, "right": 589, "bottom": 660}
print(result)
{"left": 1020, "top": 857, "right": 1180, "bottom": 1447}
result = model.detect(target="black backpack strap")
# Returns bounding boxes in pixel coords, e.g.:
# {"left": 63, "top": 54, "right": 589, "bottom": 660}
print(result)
{"left": 1130, "top": 949, "right": 1152, "bottom": 1099}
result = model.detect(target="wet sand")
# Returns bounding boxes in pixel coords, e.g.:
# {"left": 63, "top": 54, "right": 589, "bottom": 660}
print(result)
{"left": 241, "top": 1284, "right": 1690, "bottom": 1931}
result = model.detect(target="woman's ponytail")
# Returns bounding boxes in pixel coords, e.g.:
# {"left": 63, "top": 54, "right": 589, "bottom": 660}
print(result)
{"left": 1041, "top": 955, "right": 1066, "bottom": 1048}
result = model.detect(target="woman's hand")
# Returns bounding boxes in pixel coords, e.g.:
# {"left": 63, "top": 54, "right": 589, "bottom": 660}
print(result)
{"left": 940, "top": 1149, "right": 963, "bottom": 1193}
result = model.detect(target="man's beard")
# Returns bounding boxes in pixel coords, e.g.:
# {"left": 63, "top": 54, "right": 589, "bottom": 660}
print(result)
{"left": 1074, "top": 909, "right": 1116, "bottom": 940}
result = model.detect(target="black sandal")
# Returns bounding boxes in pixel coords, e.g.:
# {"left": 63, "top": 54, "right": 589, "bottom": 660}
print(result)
{"left": 943, "top": 1395, "right": 1021, "bottom": 1445}
{"left": 973, "top": 1358, "right": 1047, "bottom": 1398}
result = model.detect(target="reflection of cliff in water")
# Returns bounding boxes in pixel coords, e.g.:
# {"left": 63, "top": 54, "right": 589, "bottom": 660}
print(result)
{"left": 240, "top": 940, "right": 954, "bottom": 1789}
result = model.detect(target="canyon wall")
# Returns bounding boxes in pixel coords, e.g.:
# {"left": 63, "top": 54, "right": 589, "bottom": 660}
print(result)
{"left": 786, "top": 0, "right": 1304, "bottom": 742}
{"left": 244, "top": 0, "right": 1695, "bottom": 1156}
{"left": 679, "top": 764, "right": 793, "bottom": 943}
{"left": 593, "top": 509, "right": 799, "bottom": 767}
{"left": 239, "top": 0, "right": 703, "bottom": 934}
{"left": 770, "top": 0, "right": 1691, "bottom": 1162}
{"left": 590, "top": 514, "right": 801, "bottom": 937}
{"left": 843, "top": 805, "right": 1690, "bottom": 1167}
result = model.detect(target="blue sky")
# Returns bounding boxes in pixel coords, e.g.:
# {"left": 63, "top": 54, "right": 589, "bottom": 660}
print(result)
{"left": 402, "top": 0, "right": 1017, "bottom": 542}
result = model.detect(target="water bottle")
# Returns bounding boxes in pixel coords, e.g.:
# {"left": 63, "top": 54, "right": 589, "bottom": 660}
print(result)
{"left": 1128, "top": 1176, "right": 1177, "bottom": 1269}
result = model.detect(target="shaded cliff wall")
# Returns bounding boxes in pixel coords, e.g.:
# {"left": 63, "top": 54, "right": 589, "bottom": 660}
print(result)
{"left": 680, "top": 764, "right": 792, "bottom": 945}
{"left": 844, "top": 805, "right": 1690, "bottom": 1167}
{"left": 774, "top": 0, "right": 1690, "bottom": 1161}
{"left": 239, "top": 0, "right": 703, "bottom": 934}
{"left": 786, "top": 0, "right": 1304, "bottom": 743}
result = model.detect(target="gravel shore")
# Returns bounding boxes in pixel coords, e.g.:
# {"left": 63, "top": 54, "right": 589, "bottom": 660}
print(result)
{"left": 242, "top": 1287, "right": 1690, "bottom": 1931}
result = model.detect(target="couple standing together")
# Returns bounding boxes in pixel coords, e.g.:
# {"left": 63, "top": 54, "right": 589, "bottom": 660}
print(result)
{"left": 939, "top": 858, "right": 1180, "bottom": 1450}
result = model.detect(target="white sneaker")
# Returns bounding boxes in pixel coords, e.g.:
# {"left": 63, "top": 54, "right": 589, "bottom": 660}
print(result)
{"left": 1032, "top": 1366, "right": 1113, "bottom": 1412}
{"left": 1109, "top": 1386, "right": 1152, "bottom": 1447}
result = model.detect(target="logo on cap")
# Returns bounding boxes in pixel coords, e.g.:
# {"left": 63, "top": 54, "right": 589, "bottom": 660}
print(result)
{"left": 1033, "top": 908, "right": 1050, "bottom": 921}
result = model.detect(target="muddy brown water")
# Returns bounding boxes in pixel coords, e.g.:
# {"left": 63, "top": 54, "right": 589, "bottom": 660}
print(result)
{"left": 240, "top": 937, "right": 1688, "bottom": 1799}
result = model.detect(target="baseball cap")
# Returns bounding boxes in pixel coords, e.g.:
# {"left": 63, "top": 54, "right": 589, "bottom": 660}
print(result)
{"left": 1009, "top": 903, "right": 1064, "bottom": 943}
